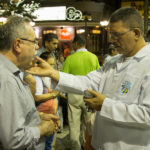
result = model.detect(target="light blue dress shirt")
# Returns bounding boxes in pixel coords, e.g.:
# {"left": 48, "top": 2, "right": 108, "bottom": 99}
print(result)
{"left": 0, "top": 54, "right": 45, "bottom": 150}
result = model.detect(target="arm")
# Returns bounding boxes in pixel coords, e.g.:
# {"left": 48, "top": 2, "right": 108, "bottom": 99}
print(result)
{"left": 34, "top": 76, "right": 59, "bottom": 102}
{"left": 34, "top": 92, "right": 59, "bottom": 102}
{"left": 55, "top": 70, "right": 102, "bottom": 95}
{"left": 26, "top": 57, "right": 102, "bottom": 95}
{"left": 24, "top": 74, "right": 36, "bottom": 95}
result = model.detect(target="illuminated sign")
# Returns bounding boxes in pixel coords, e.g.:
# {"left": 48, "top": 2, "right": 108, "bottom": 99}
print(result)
{"left": 91, "top": 30, "right": 101, "bottom": 34}
{"left": 33, "top": 6, "right": 66, "bottom": 21}
{"left": 60, "top": 29, "right": 71, "bottom": 40}
{"left": 66, "top": 7, "right": 82, "bottom": 21}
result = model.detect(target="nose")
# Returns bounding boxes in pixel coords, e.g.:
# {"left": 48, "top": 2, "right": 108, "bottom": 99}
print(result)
{"left": 110, "top": 36, "right": 118, "bottom": 43}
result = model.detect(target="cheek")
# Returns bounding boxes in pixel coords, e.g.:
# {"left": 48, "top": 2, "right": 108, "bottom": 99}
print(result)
{"left": 27, "top": 48, "right": 35, "bottom": 59}
{"left": 126, "top": 39, "right": 135, "bottom": 50}
{"left": 119, "top": 37, "right": 133, "bottom": 48}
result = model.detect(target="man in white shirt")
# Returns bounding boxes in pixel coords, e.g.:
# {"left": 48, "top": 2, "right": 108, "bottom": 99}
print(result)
{"left": 27, "top": 7, "right": 150, "bottom": 150}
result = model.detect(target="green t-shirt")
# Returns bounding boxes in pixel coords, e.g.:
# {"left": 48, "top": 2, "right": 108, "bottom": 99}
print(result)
{"left": 62, "top": 50, "right": 100, "bottom": 75}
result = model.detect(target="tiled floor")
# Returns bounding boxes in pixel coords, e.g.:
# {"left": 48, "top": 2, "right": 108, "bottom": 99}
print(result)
{"left": 54, "top": 126, "right": 71, "bottom": 150}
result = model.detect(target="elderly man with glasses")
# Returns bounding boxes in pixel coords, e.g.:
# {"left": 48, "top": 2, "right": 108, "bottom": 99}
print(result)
{"left": 27, "top": 7, "right": 150, "bottom": 150}
{"left": 0, "top": 16, "right": 59, "bottom": 150}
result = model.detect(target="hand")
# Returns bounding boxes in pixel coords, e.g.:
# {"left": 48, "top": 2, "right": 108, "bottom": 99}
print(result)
{"left": 38, "top": 112, "right": 60, "bottom": 121}
{"left": 51, "top": 90, "right": 60, "bottom": 97}
{"left": 84, "top": 89, "right": 106, "bottom": 111}
{"left": 26, "top": 57, "right": 54, "bottom": 77}
{"left": 26, "top": 57, "right": 59, "bottom": 82}
{"left": 56, "top": 120, "right": 61, "bottom": 128}
{"left": 38, "top": 120, "right": 56, "bottom": 137}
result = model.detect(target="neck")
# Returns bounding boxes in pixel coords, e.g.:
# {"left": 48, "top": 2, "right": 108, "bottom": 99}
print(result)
{"left": 0, "top": 50, "right": 19, "bottom": 68}
{"left": 75, "top": 46, "right": 85, "bottom": 51}
{"left": 126, "top": 37, "right": 146, "bottom": 57}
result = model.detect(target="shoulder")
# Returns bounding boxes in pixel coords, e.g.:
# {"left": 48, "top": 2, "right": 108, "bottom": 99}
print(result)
{"left": 64, "top": 53, "right": 75, "bottom": 62}
{"left": 86, "top": 51, "right": 98, "bottom": 57}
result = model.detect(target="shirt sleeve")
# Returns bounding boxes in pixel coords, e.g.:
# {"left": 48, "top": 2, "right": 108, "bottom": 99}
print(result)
{"left": 100, "top": 74, "right": 150, "bottom": 128}
{"left": 56, "top": 69, "right": 102, "bottom": 94}
{"left": 0, "top": 79, "right": 41, "bottom": 150}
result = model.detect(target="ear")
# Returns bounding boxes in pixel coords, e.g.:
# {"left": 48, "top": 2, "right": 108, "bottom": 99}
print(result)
{"left": 13, "top": 38, "right": 22, "bottom": 54}
{"left": 133, "top": 28, "right": 141, "bottom": 39}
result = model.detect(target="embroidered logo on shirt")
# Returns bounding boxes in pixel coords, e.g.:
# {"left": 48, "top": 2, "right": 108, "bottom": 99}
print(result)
{"left": 121, "top": 81, "right": 131, "bottom": 94}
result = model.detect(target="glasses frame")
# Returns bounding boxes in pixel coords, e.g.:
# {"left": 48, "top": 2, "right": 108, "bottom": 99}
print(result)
{"left": 110, "top": 28, "right": 133, "bottom": 40}
{"left": 20, "top": 38, "right": 38, "bottom": 45}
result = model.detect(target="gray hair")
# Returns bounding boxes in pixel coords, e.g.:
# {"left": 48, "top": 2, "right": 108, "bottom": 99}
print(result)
{"left": 109, "top": 7, "right": 144, "bottom": 35}
{"left": 0, "top": 16, "right": 31, "bottom": 50}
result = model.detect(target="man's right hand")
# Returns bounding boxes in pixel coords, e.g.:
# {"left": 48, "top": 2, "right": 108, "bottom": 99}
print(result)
{"left": 26, "top": 57, "right": 59, "bottom": 82}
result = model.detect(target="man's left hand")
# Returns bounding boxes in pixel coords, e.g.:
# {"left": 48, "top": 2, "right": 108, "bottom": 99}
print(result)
{"left": 84, "top": 89, "right": 106, "bottom": 111}
{"left": 38, "top": 112, "right": 60, "bottom": 122}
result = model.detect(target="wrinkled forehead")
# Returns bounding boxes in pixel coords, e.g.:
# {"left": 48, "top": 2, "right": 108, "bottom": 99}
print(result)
{"left": 24, "top": 23, "right": 36, "bottom": 38}
{"left": 109, "top": 21, "right": 129, "bottom": 32}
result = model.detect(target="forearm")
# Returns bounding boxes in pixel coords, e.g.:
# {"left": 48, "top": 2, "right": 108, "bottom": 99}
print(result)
{"left": 48, "top": 69, "right": 59, "bottom": 82}
{"left": 24, "top": 74, "right": 36, "bottom": 96}
{"left": 100, "top": 98, "right": 150, "bottom": 128}
{"left": 55, "top": 72, "right": 91, "bottom": 94}
{"left": 34, "top": 93, "right": 55, "bottom": 102}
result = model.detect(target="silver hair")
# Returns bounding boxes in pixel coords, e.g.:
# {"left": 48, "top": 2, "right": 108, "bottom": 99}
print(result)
{"left": 0, "top": 16, "right": 31, "bottom": 50}
{"left": 109, "top": 7, "right": 144, "bottom": 36}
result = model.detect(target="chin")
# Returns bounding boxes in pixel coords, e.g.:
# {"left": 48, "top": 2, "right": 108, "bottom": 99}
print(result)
{"left": 22, "top": 63, "right": 32, "bottom": 70}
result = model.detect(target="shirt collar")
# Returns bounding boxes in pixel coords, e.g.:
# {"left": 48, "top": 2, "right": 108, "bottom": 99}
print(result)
{"left": 133, "top": 44, "right": 150, "bottom": 61}
{"left": 76, "top": 48, "right": 88, "bottom": 52}
{"left": 0, "top": 54, "right": 20, "bottom": 75}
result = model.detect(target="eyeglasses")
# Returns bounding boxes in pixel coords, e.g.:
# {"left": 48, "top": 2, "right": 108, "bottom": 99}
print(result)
{"left": 110, "top": 29, "right": 132, "bottom": 40}
{"left": 20, "top": 38, "right": 38, "bottom": 45}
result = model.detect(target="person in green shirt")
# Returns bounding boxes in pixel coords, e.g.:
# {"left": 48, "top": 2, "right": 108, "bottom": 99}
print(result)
{"left": 62, "top": 35, "right": 100, "bottom": 150}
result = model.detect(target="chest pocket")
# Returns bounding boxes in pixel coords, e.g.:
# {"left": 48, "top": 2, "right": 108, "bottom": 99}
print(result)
{"left": 102, "top": 73, "right": 141, "bottom": 104}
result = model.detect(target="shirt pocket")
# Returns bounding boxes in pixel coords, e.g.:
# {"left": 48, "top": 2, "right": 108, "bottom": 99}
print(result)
{"left": 103, "top": 73, "right": 141, "bottom": 104}
{"left": 115, "top": 73, "right": 141, "bottom": 104}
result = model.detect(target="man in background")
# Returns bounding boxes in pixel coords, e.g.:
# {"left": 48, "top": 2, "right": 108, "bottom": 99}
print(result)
{"left": 62, "top": 35, "right": 100, "bottom": 150}
{"left": 36, "top": 33, "right": 58, "bottom": 68}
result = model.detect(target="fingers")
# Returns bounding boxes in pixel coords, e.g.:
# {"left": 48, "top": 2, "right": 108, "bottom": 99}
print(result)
{"left": 49, "top": 114, "right": 60, "bottom": 121}
{"left": 84, "top": 98, "right": 92, "bottom": 105}
{"left": 34, "top": 56, "right": 46, "bottom": 63}
{"left": 25, "top": 69, "right": 38, "bottom": 75}
{"left": 40, "top": 113, "right": 60, "bottom": 121}
{"left": 87, "top": 89, "right": 98, "bottom": 97}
